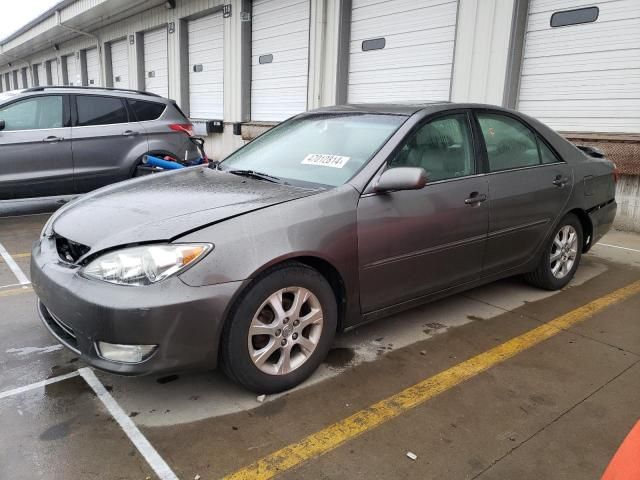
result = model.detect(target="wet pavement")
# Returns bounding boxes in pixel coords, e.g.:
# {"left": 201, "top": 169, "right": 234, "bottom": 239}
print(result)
{"left": 1, "top": 202, "right": 639, "bottom": 479}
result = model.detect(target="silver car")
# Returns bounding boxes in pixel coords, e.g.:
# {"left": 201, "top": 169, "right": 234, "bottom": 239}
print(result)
{"left": 0, "top": 86, "right": 200, "bottom": 200}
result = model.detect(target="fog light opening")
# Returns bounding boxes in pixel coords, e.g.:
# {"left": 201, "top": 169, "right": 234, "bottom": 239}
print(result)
{"left": 96, "top": 342, "right": 158, "bottom": 364}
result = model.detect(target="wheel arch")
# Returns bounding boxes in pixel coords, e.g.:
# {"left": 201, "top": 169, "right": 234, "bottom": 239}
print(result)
{"left": 566, "top": 208, "right": 594, "bottom": 253}
{"left": 248, "top": 254, "right": 349, "bottom": 333}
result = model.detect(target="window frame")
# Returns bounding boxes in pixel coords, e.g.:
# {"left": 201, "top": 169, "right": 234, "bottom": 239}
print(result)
{"left": 71, "top": 94, "right": 130, "bottom": 127}
{"left": 384, "top": 109, "right": 482, "bottom": 185}
{"left": 471, "top": 109, "right": 565, "bottom": 174}
{"left": 0, "top": 94, "right": 70, "bottom": 132}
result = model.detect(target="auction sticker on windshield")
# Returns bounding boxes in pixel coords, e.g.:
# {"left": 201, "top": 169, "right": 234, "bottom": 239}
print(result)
{"left": 302, "top": 154, "right": 350, "bottom": 168}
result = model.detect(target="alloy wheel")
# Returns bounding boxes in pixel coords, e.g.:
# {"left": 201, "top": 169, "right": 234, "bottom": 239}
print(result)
{"left": 247, "top": 287, "right": 324, "bottom": 375}
{"left": 550, "top": 225, "right": 578, "bottom": 279}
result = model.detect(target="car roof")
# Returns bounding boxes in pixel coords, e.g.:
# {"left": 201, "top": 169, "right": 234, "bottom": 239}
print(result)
{"left": 306, "top": 102, "right": 518, "bottom": 117}
{"left": 11, "top": 86, "right": 169, "bottom": 102}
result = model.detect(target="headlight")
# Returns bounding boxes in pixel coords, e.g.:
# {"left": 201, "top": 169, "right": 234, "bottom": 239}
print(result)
{"left": 81, "top": 243, "right": 212, "bottom": 286}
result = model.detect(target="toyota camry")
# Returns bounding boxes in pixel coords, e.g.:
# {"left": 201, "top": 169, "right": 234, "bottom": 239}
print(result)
{"left": 32, "top": 103, "right": 617, "bottom": 393}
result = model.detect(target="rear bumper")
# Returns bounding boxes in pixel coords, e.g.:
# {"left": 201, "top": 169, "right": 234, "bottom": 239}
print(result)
{"left": 589, "top": 199, "right": 617, "bottom": 247}
{"left": 31, "top": 236, "right": 243, "bottom": 376}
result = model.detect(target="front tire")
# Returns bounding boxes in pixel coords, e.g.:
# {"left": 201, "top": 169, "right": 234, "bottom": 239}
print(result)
{"left": 525, "top": 213, "right": 583, "bottom": 290}
{"left": 220, "top": 263, "right": 337, "bottom": 393}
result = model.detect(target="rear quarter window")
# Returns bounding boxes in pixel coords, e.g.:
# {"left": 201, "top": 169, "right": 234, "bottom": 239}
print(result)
{"left": 128, "top": 99, "right": 166, "bottom": 121}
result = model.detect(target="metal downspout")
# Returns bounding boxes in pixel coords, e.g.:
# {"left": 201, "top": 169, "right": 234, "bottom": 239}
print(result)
{"left": 55, "top": 10, "right": 104, "bottom": 85}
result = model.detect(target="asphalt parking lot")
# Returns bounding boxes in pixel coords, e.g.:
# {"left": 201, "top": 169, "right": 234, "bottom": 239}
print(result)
{"left": 1, "top": 204, "right": 639, "bottom": 480}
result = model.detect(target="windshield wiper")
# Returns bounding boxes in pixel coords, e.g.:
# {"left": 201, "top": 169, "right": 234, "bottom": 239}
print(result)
{"left": 228, "top": 169, "right": 281, "bottom": 184}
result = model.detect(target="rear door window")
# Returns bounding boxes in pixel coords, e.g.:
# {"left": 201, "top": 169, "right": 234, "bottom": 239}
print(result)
{"left": 128, "top": 99, "right": 166, "bottom": 121}
{"left": 477, "top": 113, "right": 541, "bottom": 172}
{"left": 76, "top": 95, "right": 128, "bottom": 126}
{"left": 0, "top": 96, "right": 63, "bottom": 130}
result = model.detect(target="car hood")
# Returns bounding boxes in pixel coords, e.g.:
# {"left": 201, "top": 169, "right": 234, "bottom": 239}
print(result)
{"left": 51, "top": 167, "right": 320, "bottom": 255}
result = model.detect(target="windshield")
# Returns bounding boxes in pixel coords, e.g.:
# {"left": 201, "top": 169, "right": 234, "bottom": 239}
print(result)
{"left": 220, "top": 113, "right": 406, "bottom": 187}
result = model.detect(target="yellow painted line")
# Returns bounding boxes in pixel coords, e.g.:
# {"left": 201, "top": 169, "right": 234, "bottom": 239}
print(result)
{"left": 12, "top": 253, "right": 31, "bottom": 259}
{"left": 226, "top": 279, "right": 640, "bottom": 480}
{"left": 0, "top": 286, "right": 33, "bottom": 298}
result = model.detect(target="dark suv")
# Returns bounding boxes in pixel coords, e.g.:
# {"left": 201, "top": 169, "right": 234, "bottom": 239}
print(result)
{"left": 0, "top": 86, "right": 200, "bottom": 200}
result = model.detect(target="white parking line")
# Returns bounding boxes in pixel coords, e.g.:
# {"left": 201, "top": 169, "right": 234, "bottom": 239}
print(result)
{"left": 0, "top": 282, "right": 31, "bottom": 290}
{"left": 598, "top": 243, "right": 640, "bottom": 254}
{"left": 0, "top": 242, "right": 30, "bottom": 286}
{"left": 0, "top": 371, "right": 80, "bottom": 400}
{"left": 79, "top": 368, "right": 179, "bottom": 480}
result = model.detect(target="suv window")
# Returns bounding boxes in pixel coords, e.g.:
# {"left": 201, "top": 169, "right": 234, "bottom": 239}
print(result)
{"left": 389, "top": 113, "right": 474, "bottom": 182}
{"left": 76, "top": 95, "right": 128, "bottom": 126}
{"left": 128, "top": 99, "right": 166, "bottom": 121}
{"left": 0, "top": 96, "right": 63, "bottom": 131}
{"left": 477, "top": 113, "right": 541, "bottom": 172}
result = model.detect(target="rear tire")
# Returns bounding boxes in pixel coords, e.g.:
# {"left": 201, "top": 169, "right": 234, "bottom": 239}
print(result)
{"left": 220, "top": 263, "right": 337, "bottom": 394}
{"left": 525, "top": 213, "right": 583, "bottom": 290}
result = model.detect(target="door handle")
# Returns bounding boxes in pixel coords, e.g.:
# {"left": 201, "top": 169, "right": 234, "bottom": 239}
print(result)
{"left": 122, "top": 130, "right": 140, "bottom": 137}
{"left": 464, "top": 192, "right": 487, "bottom": 205}
{"left": 43, "top": 136, "right": 64, "bottom": 143}
{"left": 553, "top": 175, "right": 569, "bottom": 187}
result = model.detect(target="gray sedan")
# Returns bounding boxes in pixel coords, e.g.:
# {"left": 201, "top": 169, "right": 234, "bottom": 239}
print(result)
{"left": 31, "top": 103, "right": 617, "bottom": 393}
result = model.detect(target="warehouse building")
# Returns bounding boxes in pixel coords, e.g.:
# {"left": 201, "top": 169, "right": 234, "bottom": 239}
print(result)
{"left": 1, "top": 0, "right": 639, "bottom": 226}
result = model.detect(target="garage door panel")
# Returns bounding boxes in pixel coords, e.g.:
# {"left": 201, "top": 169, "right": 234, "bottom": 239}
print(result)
{"left": 524, "top": 20, "right": 640, "bottom": 56}
{"left": 144, "top": 28, "right": 169, "bottom": 98}
{"left": 352, "top": 0, "right": 455, "bottom": 21}
{"left": 349, "top": 64, "right": 452, "bottom": 84}
{"left": 66, "top": 55, "right": 79, "bottom": 86}
{"left": 348, "top": 79, "right": 451, "bottom": 103}
{"left": 519, "top": 72, "right": 640, "bottom": 100}
{"left": 251, "top": 0, "right": 310, "bottom": 121}
{"left": 518, "top": 0, "right": 640, "bottom": 132}
{"left": 110, "top": 39, "right": 129, "bottom": 88}
{"left": 527, "top": 0, "right": 638, "bottom": 31}
{"left": 188, "top": 12, "right": 224, "bottom": 119}
{"left": 350, "top": 26, "right": 454, "bottom": 53}
{"left": 252, "top": 1, "right": 308, "bottom": 28}
{"left": 347, "top": 0, "right": 458, "bottom": 104}
{"left": 85, "top": 48, "right": 101, "bottom": 86}
{"left": 251, "top": 48, "right": 308, "bottom": 66}
{"left": 351, "top": 4, "right": 457, "bottom": 38}
{"left": 349, "top": 44, "right": 454, "bottom": 72}
{"left": 252, "top": 31, "right": 308, "bottom": 53}
{"left": 530, "top": 0, "right": 619, "bottom": 14}
{"left": 521, "top": 49, "right": 640, "bottom": 76}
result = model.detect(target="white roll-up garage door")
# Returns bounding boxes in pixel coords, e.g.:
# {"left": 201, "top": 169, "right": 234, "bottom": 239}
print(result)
{"left": 85, "top": 47, "right": 101, "bottom": 86}
{"left": 348, "top": 0, "right": 459, "bottom": 104}
{"left": 35, "top": 63, "right": 46, "bottom": 86}
{"left": 188, "top": 12, "right": 224, "bottom": 119}
{"left": 251, "top": 0, "right": 310, "bottom": 122}
{"left": 144, "top": 27, "right": 169, "bottom": 98}
{"left": 49, "top": 59, "right": 60, "bottom": 86}
{"left": 518, "top": 0, "right": 640, "bottom": 133}
{"left": 65, "top": 54, "right": 79, "bottom": 86}
{"left": 110, "top": 39, "right": 129, "bottom": 89}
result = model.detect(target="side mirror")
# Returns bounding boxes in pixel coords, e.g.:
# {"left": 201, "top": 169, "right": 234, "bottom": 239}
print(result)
{"left": 0, "top": 120, "right": 5, "bottom": 131}
{"left": 374, "top": 167, "right": 427, "bottom": 193}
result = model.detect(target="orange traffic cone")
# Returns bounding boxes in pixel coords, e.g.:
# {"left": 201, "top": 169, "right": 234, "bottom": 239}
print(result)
{"left": 602, "top": 420, "right": 640, "bottom": 479}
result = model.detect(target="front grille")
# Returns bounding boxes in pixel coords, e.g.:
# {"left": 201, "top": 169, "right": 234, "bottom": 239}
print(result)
{"left": 55, "top": 235, "right": 90, "bottom": 263}
{"left": 40, "top": 303, "right": 80, "bottom": 353}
